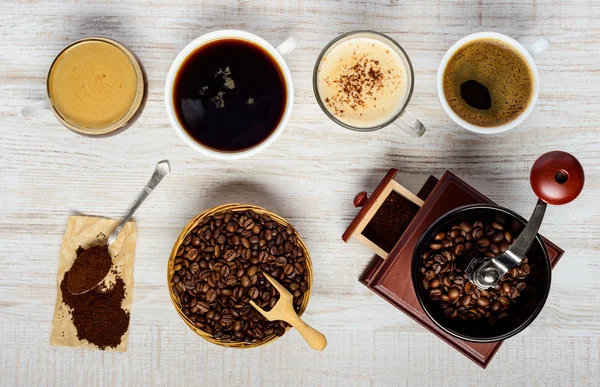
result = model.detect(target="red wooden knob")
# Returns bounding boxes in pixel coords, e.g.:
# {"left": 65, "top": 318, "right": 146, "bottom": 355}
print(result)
{"left": 530, "top": 151, "right": 584, "bottom": 205}
{"left": 354, "top": 191, "right": 368, "bottom": 207}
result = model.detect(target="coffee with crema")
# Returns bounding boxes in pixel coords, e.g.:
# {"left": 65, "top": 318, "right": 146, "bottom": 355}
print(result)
{"left": 48, "top": 39, "right": 140, "bottom": 130}
{"left": 443, "top": 38, "right": 533, "bottom": 127}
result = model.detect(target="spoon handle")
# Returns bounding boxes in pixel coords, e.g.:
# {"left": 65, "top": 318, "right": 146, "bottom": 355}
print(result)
{"left": 108, "top": 160, "right": 170, "bottom": 246}
{"left": 285, "top": 313, "right": 328, "bottom": 351}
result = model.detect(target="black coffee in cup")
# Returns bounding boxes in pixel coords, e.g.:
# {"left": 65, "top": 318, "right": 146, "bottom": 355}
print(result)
{"left": 173, "top": 39, "right": 287, "bottom": 152}
{"left": 442, "top": 38, "right": 533, "bottom": 127}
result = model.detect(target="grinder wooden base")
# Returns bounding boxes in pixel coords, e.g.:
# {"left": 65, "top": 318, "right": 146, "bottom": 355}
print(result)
{"left": 346, "top": 170, "right": 564, "bottom": 368}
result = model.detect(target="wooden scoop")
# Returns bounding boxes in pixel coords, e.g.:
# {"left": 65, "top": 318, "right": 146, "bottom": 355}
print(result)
{"left": 249, "top": 272, "right": 327, "bottom": 351}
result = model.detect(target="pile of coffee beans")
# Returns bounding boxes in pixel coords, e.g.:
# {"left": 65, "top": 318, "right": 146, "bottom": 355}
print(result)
{"left": 170, "top": 209, "right": 310, "bottom": 343}
{"left": 419, "top": 220, "right": 531, "bottom": 324}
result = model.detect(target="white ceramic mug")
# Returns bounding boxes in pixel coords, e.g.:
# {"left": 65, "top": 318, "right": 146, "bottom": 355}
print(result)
{"left": 165, "top": 30, "right": 297, "bottom": 160}
{"left": 437, "top": 32, "right": 550, "bottom": 134}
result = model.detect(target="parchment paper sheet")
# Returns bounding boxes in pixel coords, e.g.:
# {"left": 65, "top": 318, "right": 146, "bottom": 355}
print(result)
{"left": 50, "top": 215, "right": 137, "bottom": 352}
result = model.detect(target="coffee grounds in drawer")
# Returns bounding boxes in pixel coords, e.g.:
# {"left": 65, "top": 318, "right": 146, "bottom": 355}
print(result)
{"left": 361, "top": 190, "right": 420, "bottom": 252}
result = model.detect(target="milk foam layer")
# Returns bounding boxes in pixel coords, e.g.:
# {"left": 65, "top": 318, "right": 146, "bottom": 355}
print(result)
{"left": 317, "top": 37, "right": 408, "bottom": 128}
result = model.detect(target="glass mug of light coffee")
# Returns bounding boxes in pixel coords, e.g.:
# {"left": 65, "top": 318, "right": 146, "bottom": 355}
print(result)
{"left": 21, "top": 37, "right": 145, "bottom": 136}
{"left": 313, "top": 31, "right": 425, "bottom": 136}
{"left": 438, "top": 32, "right": 550, "bottom": 134}
{"left": 165, "top": 30, "right": 297, "bottom": 160}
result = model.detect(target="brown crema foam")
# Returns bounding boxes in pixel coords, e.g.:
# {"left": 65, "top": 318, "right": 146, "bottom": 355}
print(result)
{"left": 443, "top": 38, "right": 533, "bottom": 127}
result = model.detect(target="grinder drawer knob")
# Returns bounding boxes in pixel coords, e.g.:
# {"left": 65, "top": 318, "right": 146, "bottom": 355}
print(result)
{"left": 354, "top": 192, "right": 368, "bottom": 207}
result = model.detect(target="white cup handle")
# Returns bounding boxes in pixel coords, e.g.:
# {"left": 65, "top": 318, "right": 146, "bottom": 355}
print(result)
{"left": 276, "top": 37, "right": 297, "bottom": 57}
{"left": 21, "top": 99, "right": 50, "bottom": 117}
{"left": 525, "top": 37, "right": 550, "bottom": 57}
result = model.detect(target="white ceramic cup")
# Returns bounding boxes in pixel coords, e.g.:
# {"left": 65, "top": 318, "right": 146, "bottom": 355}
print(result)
{"left": 437, "top": 32, "right": 550, "bottom": 134}
{"left": 165, "top": 30, "right": 297, "bottom": 159}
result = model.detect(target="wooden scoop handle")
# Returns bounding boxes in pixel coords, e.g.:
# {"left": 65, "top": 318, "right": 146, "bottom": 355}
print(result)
{"left": 284, "top": 313, "right": 327, "bottom": 351}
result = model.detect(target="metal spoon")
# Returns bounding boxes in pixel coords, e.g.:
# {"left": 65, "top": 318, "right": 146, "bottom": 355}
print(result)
{"left": 67, "top": 160, "right": 171, "bottom": 294}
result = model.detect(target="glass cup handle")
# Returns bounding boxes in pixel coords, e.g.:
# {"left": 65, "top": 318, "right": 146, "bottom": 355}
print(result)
{"left": 21, "top": 99, "right": 50, "bottom": 117}
{"left": 525, "top": 37, "right": 550, "bottom": 57}
{"left": 276, "top": 37, "right": 297, "bottom": 57}
{"left": 391, "top": 110, "right": 426, "bottom": 137}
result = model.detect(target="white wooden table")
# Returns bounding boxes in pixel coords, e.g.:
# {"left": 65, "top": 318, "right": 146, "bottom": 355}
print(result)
{"left": 1, "top": 0, "right": 599, "bottom": 385}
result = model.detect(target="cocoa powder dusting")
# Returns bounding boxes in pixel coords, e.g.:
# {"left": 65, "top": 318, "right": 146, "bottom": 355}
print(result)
{"left": 324, "top": 53, "right": 386, "bottom": 117}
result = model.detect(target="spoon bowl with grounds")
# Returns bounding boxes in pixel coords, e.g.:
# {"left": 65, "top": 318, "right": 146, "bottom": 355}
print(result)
{"left": 67, "top": 160, "right": 170, "bottom": 295}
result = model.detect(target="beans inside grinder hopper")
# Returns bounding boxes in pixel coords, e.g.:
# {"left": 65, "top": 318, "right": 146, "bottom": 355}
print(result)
{"left": 419, "top": 220, "right": 531, "bottom": 324}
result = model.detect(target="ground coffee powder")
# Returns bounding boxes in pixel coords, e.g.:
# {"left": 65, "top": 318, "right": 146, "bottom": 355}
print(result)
{"left": 361, "top": 190, "right": 420, "bottom": 252}
{"left": 60, "top": 265, "right": 130, "bottom": 349}
{"left": 66, "top": 244, "right": 112, "bottom": 294}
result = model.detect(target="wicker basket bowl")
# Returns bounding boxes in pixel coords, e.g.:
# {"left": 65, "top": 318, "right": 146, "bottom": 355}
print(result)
{"left": 167, "top": 203, "right": 313, "bottom": 348}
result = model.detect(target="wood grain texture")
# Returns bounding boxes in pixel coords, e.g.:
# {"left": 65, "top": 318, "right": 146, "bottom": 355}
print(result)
{"left": 1, "top": 0, "right": 599, "bottom": 385}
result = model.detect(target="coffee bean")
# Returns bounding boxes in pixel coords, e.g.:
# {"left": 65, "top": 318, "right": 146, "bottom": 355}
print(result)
{"left": 498, "top": 240, "right": 509, "bottom": 253}
{"left": 221, "top": 288, "right": 233, "bottom": 296}
{"left": 425, "top": 270, "right": 435, "bottom": 281}
{"left": 430, "top": 243, "right": 443, "bottom": 250}
{"left": 429, "top": 278, "right": 441, "bottom": 288}
{"left": 187, "top": 248, "right": 199, "bottom": 260}
{"left": 248, "top": 287, "right": 260, "bottom": 299}
{"left": 460, "top": 222, "right": 473, "bottom": 233}
{"left": 477, "top": 238, "right": 490, "bottom": 248}
{"left": 223, "top": 249, "right": 236, "bottom": 261}
{"left": 241, "top": 237, "right": 250, "bottom": 249}
{"left": 183, "top": 235, "right": 192, "bottom": 245}
{"left": 434, "top": 232, "right": 446, "bottom": 241}
{"left": 206, "top": 288, "right": 217, "bottom": 303}
{"left": 489, "top": 244, "right": 499, "bottom": 255}
{"left": 491, "top": 222, "right": 504, "bottom": 231}
{"left": 220, "top": 266, "right": 230, "bottom": 277}
{"left": 476, "top": 297, "right": 490, "bottom": 307}
{"left": 448, "top": 287, "right": 460, "bottom": 300}
{"left": 472, "top": 228, "right": 484, "bottom": 239}
{"left": 491, "top": 232, "right": 504, "bottom": 244}
{"left": 284, "top": 264, "right": 294, "bottom": 275}
{"left": 429, "top": 288, "right": 442, "bottom": 299}
{"left": 454, "top": 244, "right": 465, "bottom": 255}
{"left": 240, "top": 275, "right": 251, "bottom": 288}
{"left": 459, "top": 295, "right": 472, "bottom": 307}
{"left": 490, "top": 301, "right": 501, "bottom": 312}
{"left": 293, "top": 263, "right": 304, "bottom": 274}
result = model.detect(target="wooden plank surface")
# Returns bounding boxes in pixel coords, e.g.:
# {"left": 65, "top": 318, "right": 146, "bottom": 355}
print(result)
{"left": 1, "top": 0, "right": 599, "bottom": 385}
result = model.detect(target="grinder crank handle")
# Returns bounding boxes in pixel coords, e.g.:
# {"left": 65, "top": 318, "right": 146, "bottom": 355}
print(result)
{"left": 509, "top": 150, "right": 585, "bottom": 256}
{"left": 470, "top": 151, "right": 584, "bottom": 289}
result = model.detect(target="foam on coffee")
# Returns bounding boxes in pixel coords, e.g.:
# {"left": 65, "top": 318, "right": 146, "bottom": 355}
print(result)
{"left": 316, "top": 37, "right": 408, "bottom": 128}
{"left": 48, "top": 40, "right": 138, "bottom": 129}
{"left": 443, "top": 38, "right": 533, "bottom": 127}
